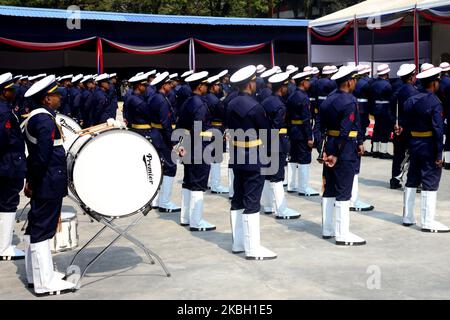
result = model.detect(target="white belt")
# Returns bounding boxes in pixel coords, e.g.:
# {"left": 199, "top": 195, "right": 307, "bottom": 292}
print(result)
{"left": 25, "top": 129, "right": 63, "bottom": 146}
{"left": 318, "top": 96, "right": 327, "bottom": 100}
{"left": 309, "top": 97, "right": 316, "bottom": 101}
{"left": 357, "top": 98, "right": 368, "bottom": 103}
{"left": 23, "top": 108, "right": 64, "bottom": 147}
{"left": 375, "top": 100, "right": 390, "bottom": 104}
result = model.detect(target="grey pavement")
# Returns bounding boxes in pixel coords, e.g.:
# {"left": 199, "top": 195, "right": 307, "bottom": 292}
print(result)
{"left": 1, "top": 141, "right": 450, "bottom": 300}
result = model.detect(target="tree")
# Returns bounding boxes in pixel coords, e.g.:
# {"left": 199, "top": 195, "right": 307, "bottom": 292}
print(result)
{"left": 0, "top": 0, "right": 363, "bottom": 18}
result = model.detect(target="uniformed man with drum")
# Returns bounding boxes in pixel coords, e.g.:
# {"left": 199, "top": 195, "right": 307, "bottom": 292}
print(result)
{"left": 22, "top": 75, "right": 76, "bottom": 296}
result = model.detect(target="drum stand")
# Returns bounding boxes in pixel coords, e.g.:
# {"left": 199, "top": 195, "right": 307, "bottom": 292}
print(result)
{"left": 66, "top": 206, "right": 171, "bottom": 289}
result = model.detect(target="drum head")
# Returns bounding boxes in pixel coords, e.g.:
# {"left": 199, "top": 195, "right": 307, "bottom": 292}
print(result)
{"left": 55, "top": 114, "right": 81, "bottom": 152}
{"left": 72, "top": 129, "right": 162, "bottom": 217}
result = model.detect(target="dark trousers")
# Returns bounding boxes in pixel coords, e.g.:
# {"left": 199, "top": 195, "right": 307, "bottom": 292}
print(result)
{"left": 322, "top": 160, "right": 356, "bottom": 201}
{"left": 405, "top": 154, "right": 442, "bottom": 191}
{"left": 391, "top": 133, "right": 408, "bottom": 179}
{"left": 289, "top": 140, "right": 312, "bottom": 165}
{"left": 265, "top": 152, "right": 287, "bottom": 183}
{"left": 25, "top": 198, "right": 63, "bottom": 243}
{"left": 0, "top": 177, "right": 24, "bottom": 212}
{"left": 182, "top": 163, "right": 211, "bottom": 192}
{"left": 445, "top": 122, "right": 450, "bottom": 152}
{"left": 373, "top": 115, "right": 392, "bottom": 143}
{"left": 231, "top": 169, "right": 264, "bottom": 214}
{"left": 157, "top": 145, "right": 177, "bottom": 177}
{"left": 359, "top": 111, "right": 370, "bottom": 138}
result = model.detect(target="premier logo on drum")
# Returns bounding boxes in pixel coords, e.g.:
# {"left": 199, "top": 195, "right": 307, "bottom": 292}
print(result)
{"left": 143, "top": 153, "right": 154, "bottom": 184}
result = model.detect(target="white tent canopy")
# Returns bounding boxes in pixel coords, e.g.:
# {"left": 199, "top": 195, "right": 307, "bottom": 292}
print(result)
{"left": 309, "top": 0, "right": 450, "bottom": 27}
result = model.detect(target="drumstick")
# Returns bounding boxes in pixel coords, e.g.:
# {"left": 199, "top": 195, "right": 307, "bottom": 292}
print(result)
{"left": 77, "top": 123, "right": 109, "bottom": 134}
{"left": 79, "top": 126, "right": 114, "bottom": 137}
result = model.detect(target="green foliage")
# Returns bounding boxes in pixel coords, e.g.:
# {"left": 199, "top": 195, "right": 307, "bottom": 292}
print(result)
{"left": 0, "top": 0, "right": 362, "bottom": 18}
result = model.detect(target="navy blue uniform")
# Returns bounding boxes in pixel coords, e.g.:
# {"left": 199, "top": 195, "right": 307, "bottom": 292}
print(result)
{"left": 144, "top": 85, "right": 156, "bottom": 104}
{"left": 404, "top": 92, "right": 444, "bottom": 191}
{"left": 354, "top": 76, "right": 371, "bottom": 140}
{"left": 438, "top": 75, "right": 450, "bottom": 154}
{"left": 256, "top": 87, "right": 272, "bottom": 104}
{"left": 286, "top": 87, "right": 313, "bottom": 165}
{"left": 80, "top": 87, "right": 94, "bottom": 128}
{"left": 108, "top": 83, "right": 118, "bottom": 119}
{"left": 220, "top": 82, "right": 231, "bottom": 97}
{"left": 317, "top": 77, "right": 337, "bottom": 107}
{"left": 319, "top": 90, "right": 359, "bottom": 201}
{"left": 370, "top": 78, "right": 393, "bottom": 143}
{"left": 0, "top": 99, "right": 26, "bottom": 212}
{"left": 122, "top": 87, "right": 133, "bottom": 126}
{"left": 308, "top": 75, "right": 319, "bottom": 119}
{"left": 58, "top": 87, "right": 71, "bottom": 116}
{"left": 204, "top": 92, "right": 226, "bottom": 161}
{"left": 69, "top": 86, "right": 82, "bottom": 121}
{"left": 315, "top": 77, "right": 337, "bottom": 148}
{"left": 391, "top": 83, "right": 420, "bottom": 178}
{"left": 255, "top": 77, "right": 265, "bottom": 97}
{"left": 89, "top": 88, "right": 111, "bottom": 125}
{"left": 177, "top": 94, "right": 212, "bottom": 192}
{"left": 174, "top": 84, "right": 192, "bottom": 116}
{"left": 17, "top": 84, "right": 32, "bottom": 122}
{"left": 148, "top": 92, "right": 177, "bottom": 177}
{"left": 24, "top": 107, "right": 67, "bottom": 243}
{"left": 226, "top": 93, "right": 271, "bottom": 214}
{"left": 127, "top": 92, "right": 151, "bottom": 139}
{"left": 261, "top": 94, "right": 290, "bottom": 182}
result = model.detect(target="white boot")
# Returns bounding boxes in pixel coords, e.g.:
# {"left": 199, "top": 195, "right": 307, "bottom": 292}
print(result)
{"left": 322, "top": 197, "right": 335, "bottom": 239}
{"left": 373, "top": 142, "right": 380, "bottom": 155}
{"left": 24, "top": 235, "right": 33, "bottom": 286}
{"left": 335, "top": 201, "right": 366, "bottom": 246}
{"left": 30, "top": 240, "right": 76, "bottom": 296}
{"left": 230, "top": 209, "right": 244, "bottom": 253}
{"left": 260, "top": 180, "right": 274, "bottom": 214}
{"left": 298, "top": 164, "right": 319, "bottom": 196}
{"left": 210, "top": 163, "right": 229, "bottom": 194}
{"left": 180, "top": 188, "right": 191, "bottom": 226}
{"left": 283, "top": 166, "right": 288, "bottom": 186}
{"left": 189, "top": 191, "right": 216, "bottom": 231}
{"left": 350, "top": 175, "right": 374, "bottom": 211}
{"left": 445, "top": 151, "right": 450, "bottom": 169}
{"left": 24, "top": 235, "right": 66, "bottom": 288}
{"left": 287, "top": 162, "right": 298, "bottom": 193}
{"left": 228, "top": 168, "right": 234, "bottom": 200}
{"left": 380, "top": 142, "right": 387, "bottom": 154}
{"left": 271, "top": 182, "right": 300, "bottom": 220}
{"left": 242, "top": 213, "right": 277, "bottom": 260}
{"left": 402, "top": 187, "right": 416, "bottom": 226}
{"left": 158, "top": 176, "right": 181, "bottom": 213}
{"left": 0, "top": 212, "right": 25, "bottom": 261}
{"left": 421, "top": 191, "right": 450, "bottom": 233}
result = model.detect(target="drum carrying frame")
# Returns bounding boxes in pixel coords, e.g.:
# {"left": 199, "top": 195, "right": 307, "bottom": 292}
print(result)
{"left": 65, "top": 199, "right": 171, "bottom": 289}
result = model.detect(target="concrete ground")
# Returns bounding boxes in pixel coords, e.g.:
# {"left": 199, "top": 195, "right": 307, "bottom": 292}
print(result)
{"left": 1, "top": 141, "right": 450, "bottom": 300}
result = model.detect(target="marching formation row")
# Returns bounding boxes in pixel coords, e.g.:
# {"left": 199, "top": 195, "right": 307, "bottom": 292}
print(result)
{"left": 0, "top": 60, "right": 449, "bottom": 296}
